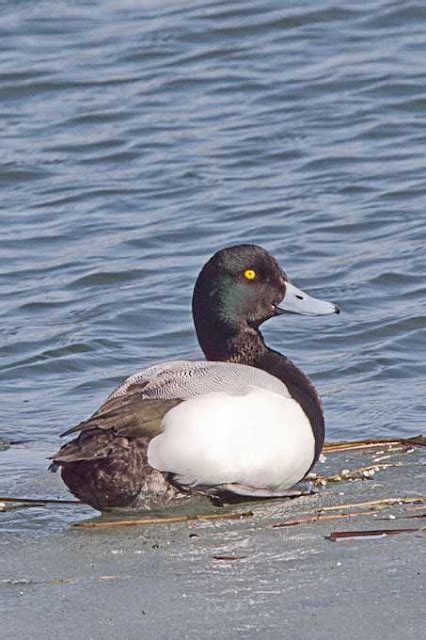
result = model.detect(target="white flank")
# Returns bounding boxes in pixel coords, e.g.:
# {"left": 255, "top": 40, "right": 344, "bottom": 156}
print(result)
{"left": 147, "top": 389, "right": 314, "bottom": 492}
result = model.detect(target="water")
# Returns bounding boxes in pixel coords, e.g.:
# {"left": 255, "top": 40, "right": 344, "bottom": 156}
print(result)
{"left": 1, "top": 0, "right": 425, "bottom": 517}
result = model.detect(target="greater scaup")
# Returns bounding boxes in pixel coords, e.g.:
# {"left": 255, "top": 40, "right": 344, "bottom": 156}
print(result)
{"left": 50, "top": 244, "right": 339, "bottom": 511}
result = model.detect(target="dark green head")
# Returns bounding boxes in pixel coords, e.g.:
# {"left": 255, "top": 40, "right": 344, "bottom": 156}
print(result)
{"left": 192, "top": 244, "right": 339, "bottom": 360}
{"left": 193, "top": 244, "right": 287, "bottom": 333}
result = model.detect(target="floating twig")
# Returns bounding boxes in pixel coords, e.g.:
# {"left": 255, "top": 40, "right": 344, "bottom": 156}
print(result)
{"left": 73, "top": 510, "right": 254, "bottom": 529}
{"left": 272, "top": 509, "right": 374, "bottom": 528}
{"left": 271, "top": 496, "right": 426, "bottom": 529}
{"left": 312, "top": 462, "right": 402, "bottom": 486}
{"left": 314, "top": 496, "right": 426, "bottom": 513}
{"left": 327, "top": 527, "right": 425, "bottom": 541}
{"left": 1, "top": 501, "right": 45, "bottom": 512}
{"left": 323, "top": 435, "right": 425, "bottom": 454}
{"left": 212, "top": 555, "right": 247, "bottom": 561}
{"left": 0, "top": 496, "right": 81, "bottom": 506}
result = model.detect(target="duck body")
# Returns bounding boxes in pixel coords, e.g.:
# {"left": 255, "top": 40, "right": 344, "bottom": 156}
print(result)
{"left": 51, "top": 245, "right": 339, "bottom": 511}
{"left": 149, "top": 383, "right": 314, "bottom": 497}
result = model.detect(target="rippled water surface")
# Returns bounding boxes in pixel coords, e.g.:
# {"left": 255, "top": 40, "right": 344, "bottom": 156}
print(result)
{"left": 1, "top": 0, "right": 425, "bottom": 511}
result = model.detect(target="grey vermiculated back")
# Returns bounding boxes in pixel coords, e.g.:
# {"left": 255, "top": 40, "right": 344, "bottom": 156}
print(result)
{"left": 109, "top": 360, "right": 290, "bottom": 401}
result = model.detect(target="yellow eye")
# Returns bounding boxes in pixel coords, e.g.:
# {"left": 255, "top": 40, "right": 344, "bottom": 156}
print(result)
{"left": 243, "top": 269, "right": 256, "bottom": 281}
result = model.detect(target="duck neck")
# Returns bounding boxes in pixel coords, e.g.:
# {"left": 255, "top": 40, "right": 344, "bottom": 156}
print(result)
{"left": 197, "top": 321, "right": 267, "bottom": 365}
{"left": 197, "top": 322, "right": 325, "bottom": 466}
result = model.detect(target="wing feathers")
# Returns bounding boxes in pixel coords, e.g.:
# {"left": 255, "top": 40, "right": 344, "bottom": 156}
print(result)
{"left": 61, "top": 397, "right": 181, "bottom": 439}
{"left": 53, "top": 360, "right": 291, "bottom": 475}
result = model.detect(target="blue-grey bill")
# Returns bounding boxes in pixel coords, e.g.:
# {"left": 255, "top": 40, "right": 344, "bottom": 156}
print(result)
{"left": 278, "top": 282, "right": 340, "bottom": 316}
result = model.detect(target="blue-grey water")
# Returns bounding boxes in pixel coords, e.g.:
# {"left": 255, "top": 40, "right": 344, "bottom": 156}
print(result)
{"left": 1, "top": 0, "right": 425, "bottom": 521}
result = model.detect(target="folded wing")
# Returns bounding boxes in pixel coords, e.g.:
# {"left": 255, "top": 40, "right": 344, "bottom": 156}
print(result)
{"left": 52, "top": 360, "right": 289, "bottom": 466}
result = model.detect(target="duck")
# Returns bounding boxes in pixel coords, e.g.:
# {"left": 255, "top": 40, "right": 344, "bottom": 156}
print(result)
{"left": 50, "top": 244, "right": 339, "bottom": 511}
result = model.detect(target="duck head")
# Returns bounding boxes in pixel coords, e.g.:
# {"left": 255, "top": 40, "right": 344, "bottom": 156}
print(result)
{"left": 192, "top": 244, "right": 339, "bottom": 359}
